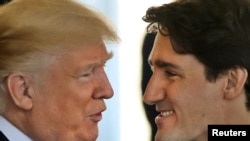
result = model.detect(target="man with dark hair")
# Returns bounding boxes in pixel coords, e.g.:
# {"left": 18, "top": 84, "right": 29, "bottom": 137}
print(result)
{"left": 142, "top": 0, "right": 250, "bottom": 140}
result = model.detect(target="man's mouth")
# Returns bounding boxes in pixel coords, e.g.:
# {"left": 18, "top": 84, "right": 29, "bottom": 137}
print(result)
{"left": 155, "top": 109, "right": 176, "bottom": 127}
{"left": 160, "top": 110, "right": 174, "bottom": 117}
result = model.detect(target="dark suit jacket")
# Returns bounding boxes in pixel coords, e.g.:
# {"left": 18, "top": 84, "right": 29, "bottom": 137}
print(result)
{"left": 0, "top": 131, "right": 9, "bottom": 141}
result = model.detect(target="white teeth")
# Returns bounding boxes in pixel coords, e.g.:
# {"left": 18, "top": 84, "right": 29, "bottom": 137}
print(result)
{"left": 161, "top": 111, "right": 174, "bottom": 117}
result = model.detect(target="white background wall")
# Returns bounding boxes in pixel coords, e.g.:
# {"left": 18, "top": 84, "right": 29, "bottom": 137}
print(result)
{"left": 77, "top": 1, "right": 173, "bottom": 141}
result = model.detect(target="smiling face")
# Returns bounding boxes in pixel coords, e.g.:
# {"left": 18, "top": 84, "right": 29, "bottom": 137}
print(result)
{"left": 25, "top": 42, "right": 114, "bottom": 141}
{"left": 144, "top": 33, "right": 228, "bottom": 141}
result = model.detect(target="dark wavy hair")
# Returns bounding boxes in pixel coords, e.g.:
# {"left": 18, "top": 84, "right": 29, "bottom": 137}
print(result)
{"left": 143, "top": 0, "right": 250, "bottom": 109}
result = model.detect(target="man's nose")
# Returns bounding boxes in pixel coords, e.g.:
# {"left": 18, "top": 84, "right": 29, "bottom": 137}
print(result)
{"left": 93, "top": 70, "right": 114, "bottom": 99}
{"left": 143, "top": 73, "right": 165, "bottom": 105}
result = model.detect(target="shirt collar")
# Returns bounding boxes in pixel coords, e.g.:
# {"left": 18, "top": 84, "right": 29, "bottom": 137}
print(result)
{"left": 0, "top": 116, "right": 32, "bottom": 141}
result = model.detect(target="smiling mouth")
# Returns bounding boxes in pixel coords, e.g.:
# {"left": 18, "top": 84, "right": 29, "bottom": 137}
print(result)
{"left": 160, "top": 110, "right": 174, "bottom": 117}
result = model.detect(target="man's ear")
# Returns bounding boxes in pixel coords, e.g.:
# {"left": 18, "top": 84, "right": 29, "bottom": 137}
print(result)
{"left": 6, "top": 73, "right": 33, "bottom": 110}
{"left": 224, "top": 67, "right": 248, "bottom": 100}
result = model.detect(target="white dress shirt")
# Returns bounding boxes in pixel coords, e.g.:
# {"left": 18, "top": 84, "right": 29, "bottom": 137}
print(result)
{"left": 0, "top": 116, "right": 32, "bottom": 141}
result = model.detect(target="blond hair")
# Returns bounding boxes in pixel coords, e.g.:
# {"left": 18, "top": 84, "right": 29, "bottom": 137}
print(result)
{"left": 0, "top": 0, "right": 119, "bottom": 113}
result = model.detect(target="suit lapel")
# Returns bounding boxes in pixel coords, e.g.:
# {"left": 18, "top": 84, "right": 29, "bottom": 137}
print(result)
{"left": 0, "top": 131, "right": 9, "bottom": 141}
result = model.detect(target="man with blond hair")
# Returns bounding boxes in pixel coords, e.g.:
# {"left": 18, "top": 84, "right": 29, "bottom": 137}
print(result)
{"left": 0, "top": 0, "right": 119, "bottom": 140}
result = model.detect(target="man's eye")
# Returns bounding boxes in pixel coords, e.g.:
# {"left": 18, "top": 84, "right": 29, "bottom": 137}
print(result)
{"left": 82, "top": 73, "right": 92, "bottom": 77}
{"left": 165, "top": 71, "right": 177, "bottom": 77}
{"left": 81, "top": 67, "right": 96, "bottom": 77}
{"left": 78, "top": 72, "right": 93, "bottom": 82}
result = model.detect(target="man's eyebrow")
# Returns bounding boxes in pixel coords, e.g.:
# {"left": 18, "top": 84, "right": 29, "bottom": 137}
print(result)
{"left": 76, "top": 51, "right": 113, "bottom": 73}
{"left": 95, "top": 51, "right": 114, "bottom": 67}
{"left": 105, "top": 51, "right": 114, "bottom": 62}
{"left": 148, "top": 59, "right": 181, "bottom": 70}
